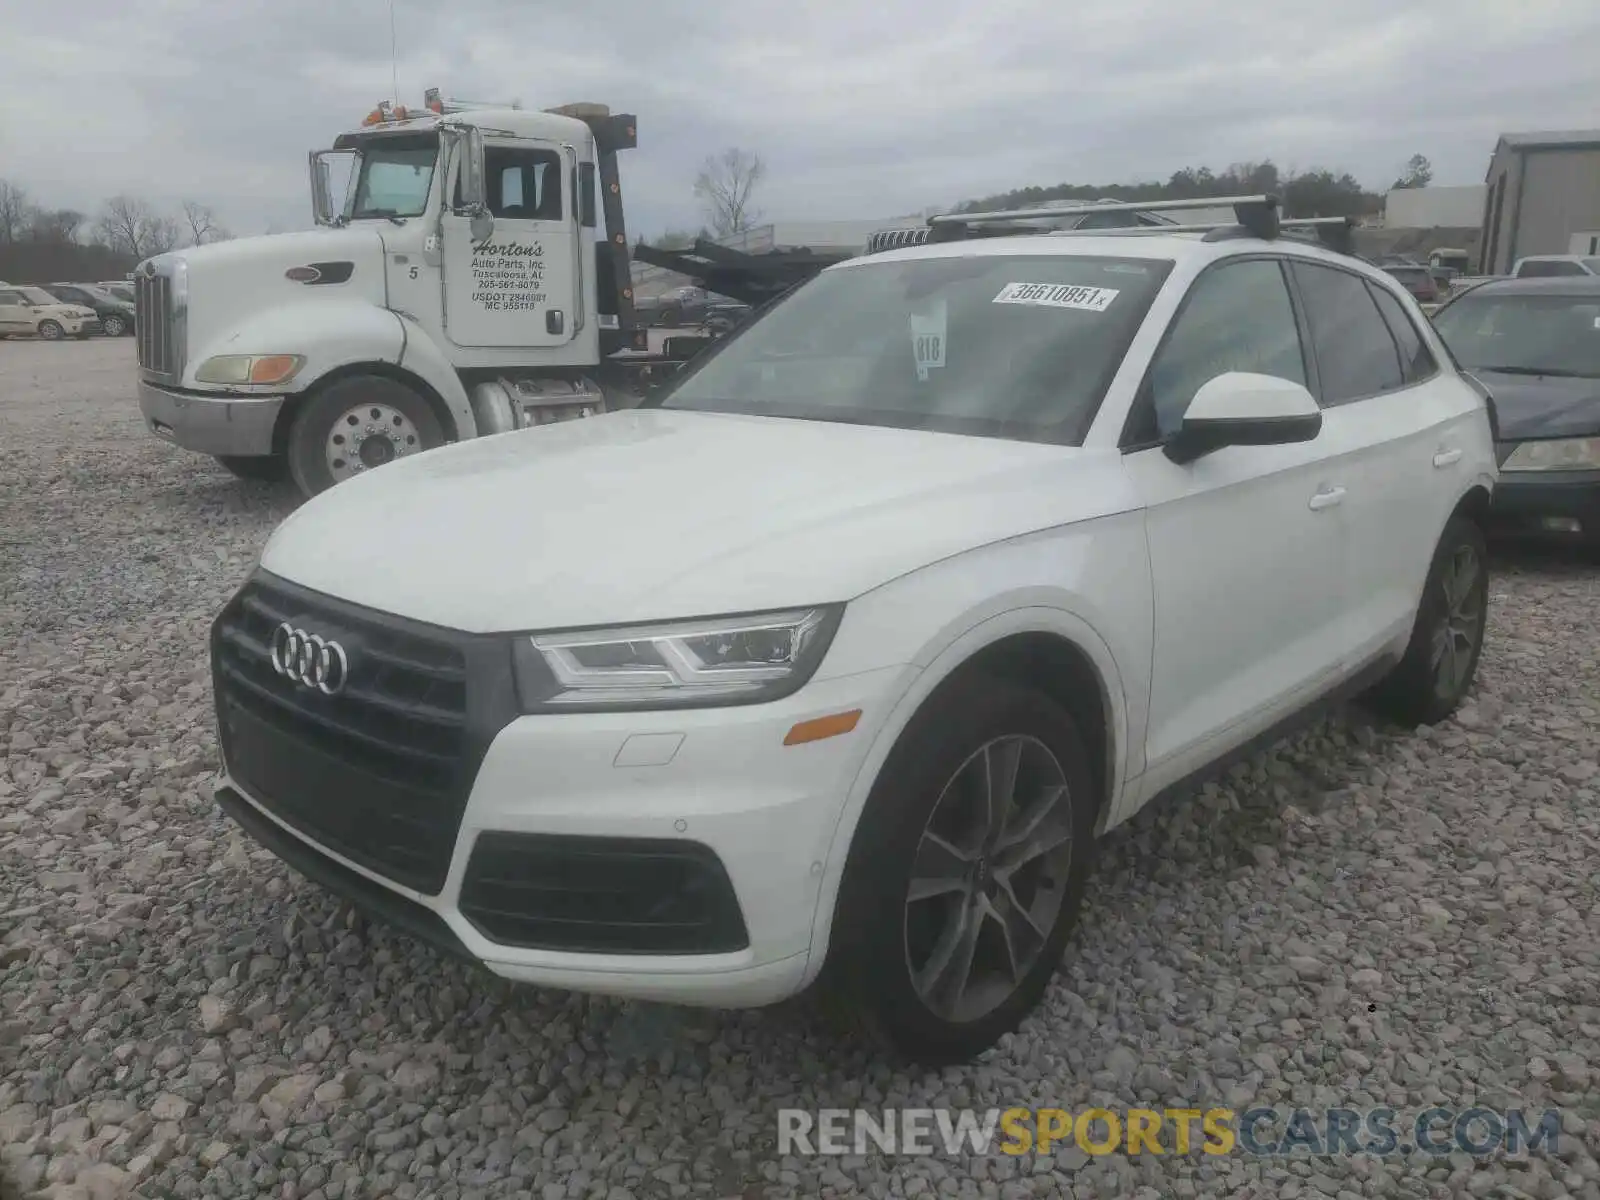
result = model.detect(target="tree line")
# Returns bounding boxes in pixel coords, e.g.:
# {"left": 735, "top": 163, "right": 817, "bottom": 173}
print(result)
{"left": 0, "top": 178, "right": 232, "bottom": 284}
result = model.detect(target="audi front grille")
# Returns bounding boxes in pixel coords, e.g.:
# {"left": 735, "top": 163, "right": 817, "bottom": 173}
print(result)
{"left": 135, "top": 269, "right": 179, "bottom": 380}
{"left": 209, "top": 573, "right": 499, "bottom": 896}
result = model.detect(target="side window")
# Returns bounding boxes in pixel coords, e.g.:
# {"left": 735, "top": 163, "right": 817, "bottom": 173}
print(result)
{"left": 0, "top": 290, "right": 23, "bottom": 305}
{"left": 1519, "top": 260, "right": 1584, "bottom": 278}
{"left": 1143, "top": 258, "right": 1307, "bottom": 439}
{"left": 484, "top": 146, "right": 563, "bottom": 221}
{"left": 1367, "top": 283, "right": 1439, "bottom": 385}
{"left": 1290, "top": 262, "right": 1404, "bottom": 405}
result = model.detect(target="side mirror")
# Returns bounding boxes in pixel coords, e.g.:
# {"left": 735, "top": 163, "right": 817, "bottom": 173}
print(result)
{"left": 447, "top": 124, "right": 494, "bottom": 242}
{"left": 309, "top": 151, "right": 333, "bottom": 225}
{"left": 1164, "top": 372, "right": 1322, "bottom": 465}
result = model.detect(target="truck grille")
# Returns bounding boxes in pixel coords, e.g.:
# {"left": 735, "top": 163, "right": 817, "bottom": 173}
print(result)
{"left": 210, "top": 573, "right": 482, "bottom": 896}
{"left": 135, "top": 268, "right": 180, "bottom": 381}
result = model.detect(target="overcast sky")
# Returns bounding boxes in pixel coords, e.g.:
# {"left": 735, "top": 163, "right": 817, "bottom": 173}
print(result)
{"left": 3, "top": 0, "right": 1598, "bottom": 241}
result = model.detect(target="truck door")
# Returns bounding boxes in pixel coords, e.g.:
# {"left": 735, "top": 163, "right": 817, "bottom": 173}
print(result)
{"left": 442, "top": 138, "right": 580, "bottom": 349}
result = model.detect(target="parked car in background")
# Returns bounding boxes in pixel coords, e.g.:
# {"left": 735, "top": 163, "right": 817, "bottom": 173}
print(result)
{"left": 633, "top": 285, "right": 716, "bottom": 328}
{"left": 1383, "top": 263, "right": 1440, "bottom": 303}
{"left": 1511, "top": 255, "right": 1600, "bottom": 279}
{"left": 1433, "top": 276, "right": 1600, "bottom": 549}
{"left": 99, "top": 282, "right": 136, "bottom": 304}
{"left": 0, "top": 286, "right": 101, "bottom": 340}
{"left": 40, "top": 283, "right": 136, "bottom": 338}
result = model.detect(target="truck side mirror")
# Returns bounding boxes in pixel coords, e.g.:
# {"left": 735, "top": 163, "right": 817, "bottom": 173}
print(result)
{"left": 448, "top": 124, "right": 495, "bottom": 242}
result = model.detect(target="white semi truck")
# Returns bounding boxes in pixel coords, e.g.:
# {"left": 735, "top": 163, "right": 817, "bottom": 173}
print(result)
{"left": 134, "top": 89, "right": 838, "bottom": 497}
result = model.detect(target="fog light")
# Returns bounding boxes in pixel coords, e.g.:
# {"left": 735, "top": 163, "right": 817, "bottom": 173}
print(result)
{"left": 1538, "top": 516, "right": 1582, "bottom": 535}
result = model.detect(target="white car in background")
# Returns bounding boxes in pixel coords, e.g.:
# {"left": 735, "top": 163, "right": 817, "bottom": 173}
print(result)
{"left": 0, "top": 285, "right": 101, "bottom": 340}
{"left": 206, "top": 198, "right": 1497, "bottom": 1063}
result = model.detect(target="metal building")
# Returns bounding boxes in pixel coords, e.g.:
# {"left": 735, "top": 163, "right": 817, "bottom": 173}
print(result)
{"left": 1479, "top": 130, "right": 1600, "bottom": 274}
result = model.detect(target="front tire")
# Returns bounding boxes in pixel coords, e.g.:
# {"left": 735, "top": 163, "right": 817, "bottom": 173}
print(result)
{"left": 1362, "top": 515, "right": 1489, "bottom": 726}
{"left": 216, "top": 455, "right": 289, "bottom": 483}
{"left": 37, "top": 320, "right": 63, "bottom": 341}
{"left": 286, "top": 375, "right": 445, "bottom": 498}
{"left": 822, "top": 675, "right": 1098, "bottom": 1064}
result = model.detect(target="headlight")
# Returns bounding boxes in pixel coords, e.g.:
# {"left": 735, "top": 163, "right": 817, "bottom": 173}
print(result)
{"left": 512, "top": 606, "right": 843, "bottom": 711}
{"left": 1501, "top": 437, "right": 1600, "bottom": 472}
{"left": 194, "top": 354, "right": 306, "bottom": 386}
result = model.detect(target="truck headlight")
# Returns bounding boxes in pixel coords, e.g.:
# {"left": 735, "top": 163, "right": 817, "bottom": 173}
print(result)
{"left": 512, "top": 606, "right": 843, "bottom": 711}
{"left": 194, "top": 354, "right": 305, "bottom": 386}
{"left": 1501, "top": 437, "right": 1600, "bottom": 472}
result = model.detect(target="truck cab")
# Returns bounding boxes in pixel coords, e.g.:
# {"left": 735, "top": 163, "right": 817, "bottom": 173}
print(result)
{"left": 135, "top": 90, "right": 647, "bottom": 495}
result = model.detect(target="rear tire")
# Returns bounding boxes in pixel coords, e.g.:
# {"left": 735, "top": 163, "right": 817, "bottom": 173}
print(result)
{"left": 216, "top": 455, "right": 289, "bottom": 483}
{"left": 37, "top": 320, "right": 63, "bottom": 341}
{"left": 102, "top": 314, "right": 128, "bottom": 337}
{"left": 286, "top": 375, "right": 445, "bottom": 498}
{"left": 821, "top": 675, "right": 1098, "bottom": 1064}
{"left": 658, "top": 305, "right": 681, "bottom": 328}
{"left": 1362, "top": 515, "right": 1489, "bottom": 727}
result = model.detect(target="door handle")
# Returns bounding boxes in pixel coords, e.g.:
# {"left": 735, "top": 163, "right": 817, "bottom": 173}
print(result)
{"left": 1308, "top": 486, "right": 1346, "bottom": 511}
{"left": 1433, "top": 448, "right": 1463, "bottom": 468}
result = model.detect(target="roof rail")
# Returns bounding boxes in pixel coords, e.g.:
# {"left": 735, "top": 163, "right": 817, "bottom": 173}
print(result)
{"left": 866, "top": 196, "right": 1361, "bottom": 257}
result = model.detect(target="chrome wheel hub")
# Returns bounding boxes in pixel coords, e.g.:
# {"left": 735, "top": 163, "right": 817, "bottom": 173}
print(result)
{"left": 903, "top": 734, "right": 1075, "bottom": 1024}
{"left": 325, "top": 403, "right": 421, "bottom": 483}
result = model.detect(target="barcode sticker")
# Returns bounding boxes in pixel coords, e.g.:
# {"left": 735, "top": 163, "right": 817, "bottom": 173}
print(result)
{"left": 909, "top": 301, "right": 947, "bottom": 382}
{"left": 993, "top": 282, "right": 1120, "bottom": 312}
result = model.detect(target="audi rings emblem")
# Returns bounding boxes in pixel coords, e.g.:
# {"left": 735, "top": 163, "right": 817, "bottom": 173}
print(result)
{"left": 270, "top": 623, "right": 350, "bottom": 695}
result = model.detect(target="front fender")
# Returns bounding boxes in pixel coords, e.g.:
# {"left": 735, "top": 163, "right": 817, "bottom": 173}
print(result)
{"left": 184, "top": 298, "right": 405, "bottom": 394}
{"left": 798, "top": 600, "right": 1133, "bottom": 993}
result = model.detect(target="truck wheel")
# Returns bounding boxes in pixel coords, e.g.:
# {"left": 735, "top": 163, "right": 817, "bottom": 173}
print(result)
{"left": 1361, "top": 515, "right": 1489, "bottom": 727}
{"left": 286, "top": 375, "right": 445, "bottom": 497}
{"left": 37, "top": 321, "right": 63, "bottom": 341}
{"left": 102, "top": 314, "right": 128, "bottom": 337}
{"left": 821, "top": 675, "right": 1098, "bottom": 1065}
{"left": 216, "top": 455, "right": 289, "bottom": 483}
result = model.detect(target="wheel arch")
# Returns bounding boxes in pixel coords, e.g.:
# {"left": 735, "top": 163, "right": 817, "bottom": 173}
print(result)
{"left": 801, "top": 606, "right": 1127, "bottom": 991}
{"left": 1451, "top": 480, "right": 1494, "bottom": 528}
{"left": 271, "top": 360, "right": 463, "bottom": 456}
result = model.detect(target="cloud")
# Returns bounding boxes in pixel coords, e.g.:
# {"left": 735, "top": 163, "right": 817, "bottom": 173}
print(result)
{"left": 1, "top": 0, "right": 1597, "bottom": 238}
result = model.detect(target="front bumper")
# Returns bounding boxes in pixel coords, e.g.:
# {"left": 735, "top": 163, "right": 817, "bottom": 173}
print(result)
{"left": 139, "top": 380, "right": 283, "bottom": 457}
{"left": 1487, "top": 469, "right": 1600, "bottom": 544}
{"left": 209, "top": 572, "right": 909, "bottom": 1007}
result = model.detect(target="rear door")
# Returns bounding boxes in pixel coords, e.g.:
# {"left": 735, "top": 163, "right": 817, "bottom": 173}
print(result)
{"left": 442, "top": 138, "right": 580, "bottom": 349}
{"left": 0, "top": 289, "right": 27, "bottom": 333}
{"left": 1286, "top": 260, "right": 1482, "bottom": 665}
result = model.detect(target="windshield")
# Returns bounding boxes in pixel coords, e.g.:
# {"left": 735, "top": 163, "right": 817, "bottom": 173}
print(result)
{"left": 656, "top": 253, "right": 1173, "bottom": 443}
{"left": 19, "top": 287, "right": 57, "bottom": 306}
{"left": 1433, "top": 293, "right": 1600, "bottom": 378}
{"left": 349, "top": 133, "right": 438, "bottom": 220}
{"left": 1586, "top": 258, "right": 1600, "bottom": 274}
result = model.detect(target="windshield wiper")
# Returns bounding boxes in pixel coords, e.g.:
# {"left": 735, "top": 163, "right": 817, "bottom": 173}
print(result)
{"left": 354, "top": 209, "right": 408, "bottom": 226}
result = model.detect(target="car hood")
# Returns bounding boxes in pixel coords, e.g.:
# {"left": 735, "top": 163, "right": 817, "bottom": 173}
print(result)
{"left": 1475, "top": 370, "right": 1600, "bottom": 440}
{"left": 259, "top": 408, "right": 1134, "bottom": 633}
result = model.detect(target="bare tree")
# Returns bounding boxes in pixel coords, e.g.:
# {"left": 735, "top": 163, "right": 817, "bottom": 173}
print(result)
{"left": 0, "top": 179, "right": 34, "bottom": 243}
{"left": 181, "top": 200, "right": 231, "bottom": 246}
{"left": 97, "top": 195, "right": 182, "bottom": 259}
{"left": 693, "top": 148, "right": 766, "bottom": 237}
{"left": 28, "top": 208, "right": 85, "bottom": 244}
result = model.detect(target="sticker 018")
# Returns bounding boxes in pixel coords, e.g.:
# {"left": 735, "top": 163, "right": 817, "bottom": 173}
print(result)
{"left": 909, "top": 301, "right": 948, "bottom": 382}
{"left": 993, "top": 282, "right": 1120, "bottom": 312}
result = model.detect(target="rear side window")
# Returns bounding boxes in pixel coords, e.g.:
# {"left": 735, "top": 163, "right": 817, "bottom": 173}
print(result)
{"left": 1517, "top": 259, "right": 1585, "bottom": 278}
{"left": 1290, "top": 262, "right": 1404, "bottom": 404}
{"left": 1141, "top": 258, "right": 1307, "bottom": 440}
{"left": 1367, "top": 284, "right": 1439, "bottom": 385}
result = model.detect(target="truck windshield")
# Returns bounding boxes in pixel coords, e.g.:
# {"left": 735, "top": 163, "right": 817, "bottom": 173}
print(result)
{"left": 656, "top": 253, "right": 1173, "bottom": 444}
{"left": 349, "top": 133, "right": 439, "bottom": 220}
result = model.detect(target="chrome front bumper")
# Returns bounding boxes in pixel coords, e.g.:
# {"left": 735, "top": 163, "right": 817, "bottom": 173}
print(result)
{"left": 138, "top": 380, "right": 283, "bottom": 458}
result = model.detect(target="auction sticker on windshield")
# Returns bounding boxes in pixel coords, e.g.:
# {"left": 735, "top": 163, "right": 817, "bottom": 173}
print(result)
{"left": 993, "top": 283, "right": 1120, "bottom": 312}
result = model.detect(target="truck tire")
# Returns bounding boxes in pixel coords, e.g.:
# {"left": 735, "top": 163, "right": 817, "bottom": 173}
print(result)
{"left": 216, "top": 455, "right": 289, "bottom": 483}
{"left": 819, "top": 675, "right": 1098, "bottom": 1064}
{"left": 286, "top": 375, "right": 445, "bottom": 498}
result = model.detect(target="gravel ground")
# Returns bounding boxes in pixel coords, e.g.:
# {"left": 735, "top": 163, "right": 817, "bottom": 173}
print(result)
{"left": 2, "top": 337, "right": 1599, "bottom": 1200}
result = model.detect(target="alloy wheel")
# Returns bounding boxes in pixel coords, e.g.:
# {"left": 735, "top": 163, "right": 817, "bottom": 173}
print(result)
{"left": 1431, "top": 543, "right": 1482, "bottom": 698}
